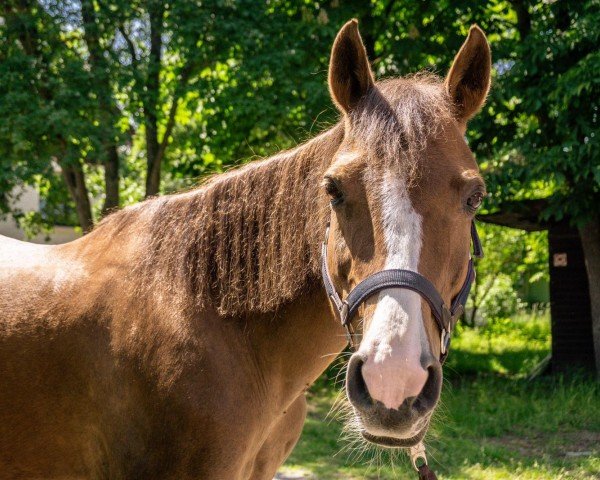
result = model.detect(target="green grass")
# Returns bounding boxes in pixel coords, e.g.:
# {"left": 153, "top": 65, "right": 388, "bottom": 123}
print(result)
{"left": 444, "top": 311, "right": 551, "bottom": 377}
{"left": 279, "top": 312, "right": 600, "bottom": 479}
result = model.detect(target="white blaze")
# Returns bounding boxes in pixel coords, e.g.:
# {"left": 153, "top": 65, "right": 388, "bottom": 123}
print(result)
{"left": 359, "top": 170, "right": 429, "bottom": 410}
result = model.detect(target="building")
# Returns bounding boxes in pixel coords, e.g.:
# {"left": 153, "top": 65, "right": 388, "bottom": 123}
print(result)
{"left": 0, "top": 186, "right": 79, "bottom": 245}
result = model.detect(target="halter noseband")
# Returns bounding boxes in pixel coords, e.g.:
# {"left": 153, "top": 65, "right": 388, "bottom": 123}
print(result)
{"left": 321, "top": 220, "right": 483, "bottom": 363}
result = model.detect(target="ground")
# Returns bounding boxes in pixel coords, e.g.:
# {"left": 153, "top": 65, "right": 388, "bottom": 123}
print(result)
{"left": 277, "top": 313, "right": 600, "bottom": 479}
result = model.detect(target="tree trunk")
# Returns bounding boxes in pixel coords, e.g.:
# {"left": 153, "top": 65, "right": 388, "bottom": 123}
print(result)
{"left": 144, "top": 2, "right": 165, "bottom": 198}
{"left": 468, "top": 305, "right": 478, "bottom": 327}
{"left": 103, "top": 145, "right": 120, "bottom": 214}
{"left": 61, "top": 162, "right": 93, "bottom": 233}
{"left": 145, "top": 121, "right": 161, "bottom": 198}
{"left": 80, "top": 0, "right": 120, "bottom": 214}
{"left": 510, "top": 0, "right": 531, "bottom": 39}
{"left": 579, "top": 216, "right": 600, "bottom": 375}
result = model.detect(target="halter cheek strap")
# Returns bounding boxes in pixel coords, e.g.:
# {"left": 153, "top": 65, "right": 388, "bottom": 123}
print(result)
{"left": 321, "top": 220, "right": 483, "bottom": 362}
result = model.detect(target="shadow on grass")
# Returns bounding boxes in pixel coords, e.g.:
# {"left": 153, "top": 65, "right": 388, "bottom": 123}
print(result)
{"left": 444, "top": 346, "right": 548, "bottom": 378}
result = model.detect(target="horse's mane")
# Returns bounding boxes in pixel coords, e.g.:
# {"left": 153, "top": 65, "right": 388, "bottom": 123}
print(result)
{"left": 96, "top": 75, "right": 452, "bottom": 318}
{"left": 104, "top": 125, "right": 343, "bottom": 317}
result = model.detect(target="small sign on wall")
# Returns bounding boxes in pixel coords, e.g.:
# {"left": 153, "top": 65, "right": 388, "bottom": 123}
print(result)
{"left": 553, "top": 253, "right": 568, "bottom": 267}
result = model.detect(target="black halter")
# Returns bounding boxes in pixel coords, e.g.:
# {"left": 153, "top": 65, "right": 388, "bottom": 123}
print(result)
{"left": 321, "top": 220, "right": 483, "bottom": 363}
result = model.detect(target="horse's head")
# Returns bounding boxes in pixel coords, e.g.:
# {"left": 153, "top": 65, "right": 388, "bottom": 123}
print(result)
{"left": 323, "top": 20, "right": 490, "bottom": 447}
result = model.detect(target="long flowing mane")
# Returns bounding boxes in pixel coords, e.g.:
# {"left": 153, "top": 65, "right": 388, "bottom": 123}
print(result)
{"left": 95, "top": 75, "right": 451, "bottom": 318}
{"left": 98, "top": 125, "right": 344, "bottom": 317}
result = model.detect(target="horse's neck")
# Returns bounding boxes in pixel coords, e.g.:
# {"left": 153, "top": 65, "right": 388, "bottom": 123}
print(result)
{"left": 66, "top": 123, "right": 347, "bottom": 394}
{"left": 203, "top": 125, "right": 348, "bottom": 395}
{"left": 193, "top": 124, "right": 346, "bottom": 398}
{"left": 246, "top": 287, "right": 347, "bottom": 401}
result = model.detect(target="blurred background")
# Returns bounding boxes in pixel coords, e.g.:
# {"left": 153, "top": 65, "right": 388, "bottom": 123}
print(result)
{"left": 1, "top": 1, "right": 598, "bottom": 478}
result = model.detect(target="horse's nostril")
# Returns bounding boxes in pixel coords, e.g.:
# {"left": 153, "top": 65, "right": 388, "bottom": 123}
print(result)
{"left": 346, "top": 353, "right": 371, "bottom": 408}
{"left": 414, "top": 365, "right": 442, "bottom": 413}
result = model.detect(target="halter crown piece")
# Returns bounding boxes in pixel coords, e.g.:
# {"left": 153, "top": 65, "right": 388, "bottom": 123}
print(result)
{"left": 321, "top": 220, "right": 483, "bottom": 363}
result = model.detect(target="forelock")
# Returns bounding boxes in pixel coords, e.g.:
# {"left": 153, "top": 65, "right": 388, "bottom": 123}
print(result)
{"left": 348, "top": 74, "right": 452, "bottom": 183}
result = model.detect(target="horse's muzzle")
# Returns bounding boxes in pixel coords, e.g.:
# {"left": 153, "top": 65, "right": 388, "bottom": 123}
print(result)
{"left": 345, "top": 353, "right": 442, "bottom": 447}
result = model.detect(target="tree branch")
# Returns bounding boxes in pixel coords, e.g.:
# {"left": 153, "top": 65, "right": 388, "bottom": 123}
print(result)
{"left": 478, "top": 199, "right": 549, "bottom": 231}
{"left": 383, "top": 0, "right": 397, "bottom": 19}
{"left": 509, "top": 0, "right": 532, "bottom": 40}
{"left": 156, "top": 95, "right": 179, "bottom": 163}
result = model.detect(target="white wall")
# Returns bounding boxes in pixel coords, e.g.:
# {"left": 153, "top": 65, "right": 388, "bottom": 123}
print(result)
{"left": 0, "top": 186, "right": 80, "bottom": 245}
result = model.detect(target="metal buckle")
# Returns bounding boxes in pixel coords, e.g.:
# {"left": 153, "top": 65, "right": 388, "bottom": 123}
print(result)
{"left": 340, "top": 301, "right": 349, "bottom": 326}
{"left": 440, "top": 305, "right": 453, "bottom": 355}
{"left": 409, "top": 442, "right": 427, "bottom": 471}
{"left": 440, "top": 328, "right": 449, "bottom": 355}
{"left": 340, "top": 302, "right": 358, "bottom": 349}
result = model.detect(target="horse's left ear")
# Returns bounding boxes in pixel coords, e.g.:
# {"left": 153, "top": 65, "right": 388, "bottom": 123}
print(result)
{"left": 328, "top": 19, "right": 375, "bottom": 114}
{"left": 445, "top": 25, "right": 491, "bottom": 123}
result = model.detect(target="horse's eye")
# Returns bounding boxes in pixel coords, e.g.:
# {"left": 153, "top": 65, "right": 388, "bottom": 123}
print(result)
{"left": 324, "top": 177, "right": 344, "bottom": 206}
{"left": 466, "top": 191, "right": 485, "bottom": 212}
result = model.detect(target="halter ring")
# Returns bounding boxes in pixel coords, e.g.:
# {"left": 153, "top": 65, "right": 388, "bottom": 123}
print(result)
{"left": 409, "top": 442, "right": 428, "bottom": 471}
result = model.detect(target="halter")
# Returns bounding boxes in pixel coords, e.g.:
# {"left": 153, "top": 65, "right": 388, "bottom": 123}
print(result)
{"left": 321, "top": 220, "right": 483, "bottom": 363}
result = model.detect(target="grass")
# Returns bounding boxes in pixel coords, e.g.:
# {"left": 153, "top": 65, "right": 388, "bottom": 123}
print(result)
{"left": 279, "top": 312, "right": 600, "bottom": 479}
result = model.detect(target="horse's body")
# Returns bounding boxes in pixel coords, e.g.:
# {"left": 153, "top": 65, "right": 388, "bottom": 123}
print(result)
{"left": 0, "top": 20, "right": 491, "bottom": 479}
{"left": 0, "top": 128, "right": 345, "bottom": 479}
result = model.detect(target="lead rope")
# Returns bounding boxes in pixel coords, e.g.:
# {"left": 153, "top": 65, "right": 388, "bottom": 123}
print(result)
{"left": 410, "top": 442, "right": 438, "bottom": 480}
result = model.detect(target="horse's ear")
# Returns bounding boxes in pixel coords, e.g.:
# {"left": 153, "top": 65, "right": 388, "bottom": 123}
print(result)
{"left": 328, "top": 19, "right": 374, "bottom": 114}
{"left": 445, "top": 25, "right": 491, "bottom": 123}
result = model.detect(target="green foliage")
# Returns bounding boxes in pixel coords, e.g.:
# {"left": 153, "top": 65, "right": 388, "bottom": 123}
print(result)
{"left": 2, "top": 1, "right": 597, "bottom": 231}
{"left": 0, "top": 2, "right": 100, "bottom": 218}
{"left": 163, "top": 0, "right": 382, "bottom": 183}
{"left": 466, "top": 223, "right": 547, "bottom": 325}
{"left": 14, "top": 211, "right": 53, "bottom": 240}
{"left": 0, "top": 0, "right": 360, "bottom": 223}
{"left": 450, "top": 309, "right": 550, "bottom": 375}
{"left": 480, "top": 275, "right": 524, "bottom": 320}
{"left": 478, "top": 0, "right": 600, "bottom": 224}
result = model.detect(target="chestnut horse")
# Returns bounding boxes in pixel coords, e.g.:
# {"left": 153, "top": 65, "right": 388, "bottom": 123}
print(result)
{"left": 0, "top": 20, "right": 490, "bottom": 480}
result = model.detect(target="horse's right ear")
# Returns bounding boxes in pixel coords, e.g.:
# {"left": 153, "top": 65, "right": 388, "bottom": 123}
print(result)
{"left": 445, "top": 25, "right": 491, "bottom": 123}
{"left": 328, "top": 19, "right": 374, "bottom": 114}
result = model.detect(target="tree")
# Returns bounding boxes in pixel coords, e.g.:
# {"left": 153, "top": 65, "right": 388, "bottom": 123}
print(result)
{"left": 1, "top": 1, "right": 98, "bottom": 230}
{"left": 3, "top": 0, "right": 330, "bottom": 226}
{"left": 477, "top": 1, "right": 600, "bottom": 372}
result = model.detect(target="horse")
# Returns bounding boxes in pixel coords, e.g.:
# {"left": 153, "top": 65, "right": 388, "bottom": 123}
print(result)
{"left": 0, "top": 20, "right": 490, "bottom": 480}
